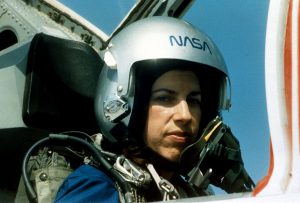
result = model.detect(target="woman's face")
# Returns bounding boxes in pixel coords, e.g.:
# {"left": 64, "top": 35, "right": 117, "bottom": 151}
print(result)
{"left": 144, "top": 70, "right": 202, "bottom": 162}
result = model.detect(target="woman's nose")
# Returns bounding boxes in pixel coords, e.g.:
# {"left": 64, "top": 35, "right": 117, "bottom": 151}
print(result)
{"left": 173, "top": 100, "right": 192, "bottom": 122}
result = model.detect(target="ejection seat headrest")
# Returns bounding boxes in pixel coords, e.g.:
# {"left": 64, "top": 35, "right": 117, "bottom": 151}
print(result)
{"left": 23, "top": 33, "right": 103, "bottom": 133}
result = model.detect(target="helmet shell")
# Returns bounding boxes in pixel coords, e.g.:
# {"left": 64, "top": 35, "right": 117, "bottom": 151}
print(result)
{"left": 95, "top": 16, "right": 230, "bottom": 143}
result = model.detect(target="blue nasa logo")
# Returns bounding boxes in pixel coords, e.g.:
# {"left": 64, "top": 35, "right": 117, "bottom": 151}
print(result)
{"left": 169, "top": 35, "right": 212, "bottom": 54}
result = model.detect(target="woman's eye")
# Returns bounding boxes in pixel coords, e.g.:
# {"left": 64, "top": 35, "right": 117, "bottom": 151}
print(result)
{"left": 187, "top": 97, "right": 201, "bottom": 105}
{"left": 152, "top": 95, "right": 174, "bottom": 104}
{"left": 157, "top": 96, "right": 172, "bottom": 102}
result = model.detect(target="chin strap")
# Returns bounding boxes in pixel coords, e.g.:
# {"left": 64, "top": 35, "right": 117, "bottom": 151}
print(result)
{"left": 180, "top": 116, "right": 255, "bottom": 193}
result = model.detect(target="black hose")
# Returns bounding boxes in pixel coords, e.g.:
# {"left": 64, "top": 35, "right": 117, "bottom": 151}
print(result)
{"left": 22, "top": 136, "right": 50, "bottom": 202}
{"left": 22, "top": 133, "right": 133, "bottom": 203}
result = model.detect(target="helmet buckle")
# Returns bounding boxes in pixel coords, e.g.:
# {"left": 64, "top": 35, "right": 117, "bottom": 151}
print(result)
{"left": 104, "top": 98, "right": 129, "bottom": 122}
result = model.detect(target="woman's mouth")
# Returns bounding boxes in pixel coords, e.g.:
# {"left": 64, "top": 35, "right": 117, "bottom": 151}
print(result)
{"left": 167, "top": 132, "right": 192, "bottom": 143}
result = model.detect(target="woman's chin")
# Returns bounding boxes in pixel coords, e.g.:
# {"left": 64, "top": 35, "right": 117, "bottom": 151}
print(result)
{"left": 160, "top": 150, "right": 181, "bottom": 163}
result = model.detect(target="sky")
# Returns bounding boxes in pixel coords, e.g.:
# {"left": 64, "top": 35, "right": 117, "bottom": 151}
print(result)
{"left": 59, "top": 0, "right": 270, "bottom": 193}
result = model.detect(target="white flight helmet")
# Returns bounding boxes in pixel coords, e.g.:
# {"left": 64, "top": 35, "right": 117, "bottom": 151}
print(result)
{"left": 95, "top": 16, "right": 231, "bottom": 144}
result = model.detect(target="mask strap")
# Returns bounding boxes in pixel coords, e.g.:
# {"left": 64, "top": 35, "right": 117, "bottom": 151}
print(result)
{"left": 146, "top": 163, "right": 180, "bottom": 201}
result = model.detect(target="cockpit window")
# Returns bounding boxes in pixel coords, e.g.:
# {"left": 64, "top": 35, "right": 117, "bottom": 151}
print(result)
{"left": 0, "top": 30, "right": 18, "bottom": 51}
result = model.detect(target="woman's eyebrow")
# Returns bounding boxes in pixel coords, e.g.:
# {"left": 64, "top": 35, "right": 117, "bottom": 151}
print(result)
{"left": 151, "top": 88, "right": 176, "bottom": 94}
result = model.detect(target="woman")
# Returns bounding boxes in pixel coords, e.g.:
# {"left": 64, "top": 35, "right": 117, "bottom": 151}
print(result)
{"left": 55, "top": 16, "right": 251, "bottom": 202}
